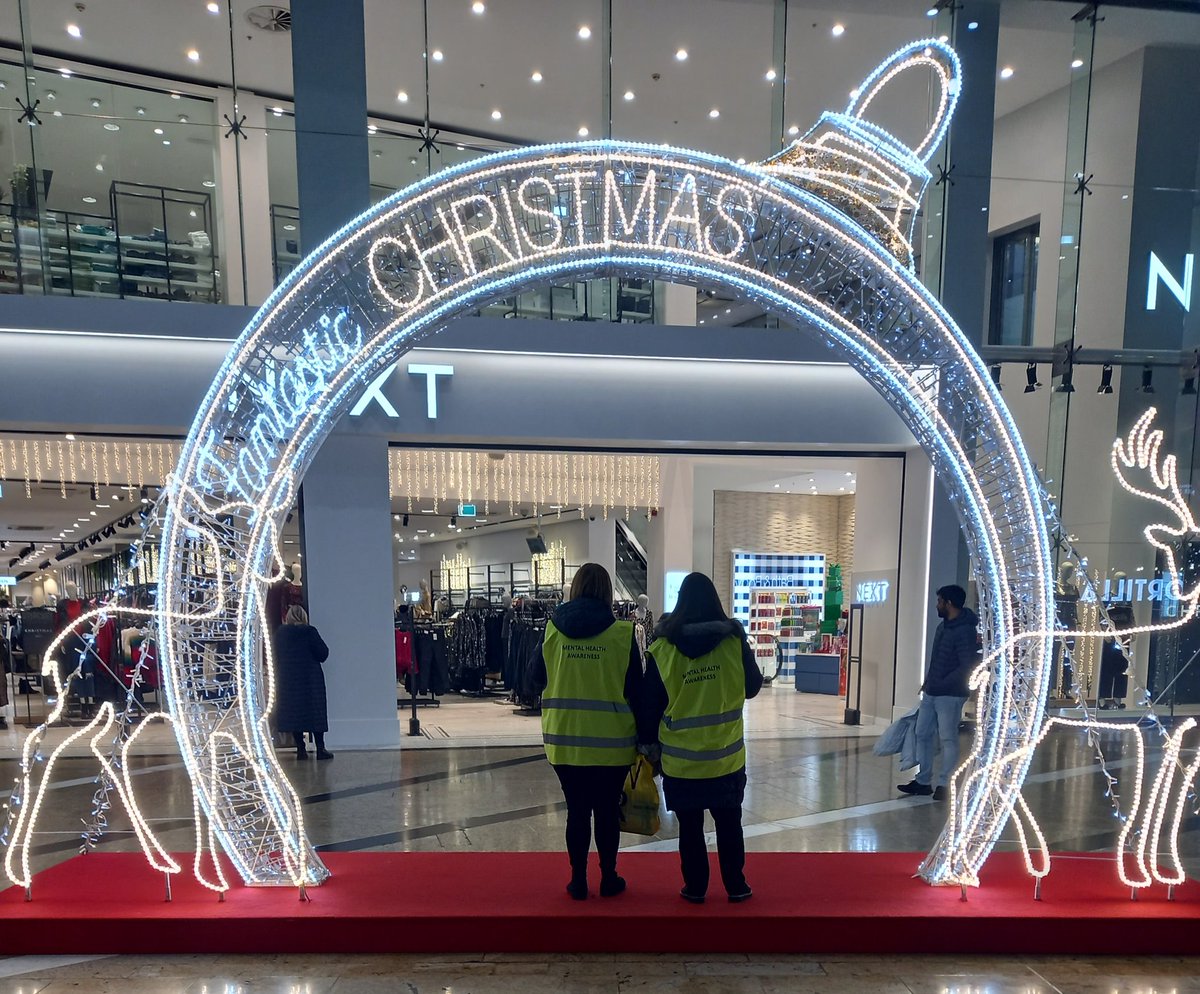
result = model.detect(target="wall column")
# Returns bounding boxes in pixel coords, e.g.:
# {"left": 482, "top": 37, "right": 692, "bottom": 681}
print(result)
{"left": 290, "top": 3, "right": 393, "bottom": 747}
{"left": 299, "top": 431, "right": 400, "bottom": 748}
{"left": 587, "top": 516, "right": 617, "bottom": 586}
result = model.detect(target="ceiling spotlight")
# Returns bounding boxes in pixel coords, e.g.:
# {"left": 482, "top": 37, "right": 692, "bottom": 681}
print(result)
{"left": 187, "top": 48, "right": 200, "bottom": 62}
{"left": 530, "top": 71, "right": 543, "bottom": 83}
{"left": 578, "top": 125, "right": 589, "bottom": 137}
{"left": 1141, "top": 365, "right": 1155, "bottom": 394}
{"left": 403, "top": 514, "right": 410, "bottom": 527}
{"left": 178, "top": 115, "right": 189, "bottom": 123}
{"left": 765, "top": 68, "right": 777, "bottom": 81}
{"left": 1055, "top": 366, "right": 1076, "bottom": 393}
{"left": 67, "top": 23, "right": 82, "bottom": 39}
{"left": 90, "top": 97, "right": 101, "bottom": 109}
{"left": 397, "top": 90, "right": 409, "bottom": 102}
{"left": 578, "top": 25, "right": 592, "bottom": 39}
{"left": 831, "top": 23, "right": 845, "bottom": 37}
{"left": 103, "top": 123, "right": 120, "bottom": 131}
{"left": 968, "top": 20, "right": 979, "bottom": 29}
{"left": 431, "top": 49, "right": 444, "bottom": 61}
{"left": 207, "top": 2, "right": 220, "bottom": 13}
{"left": 472, "top": 1, "right": 485, "bottom": 12}
{"left": 788, "top": 124, "right": 800, "bottom": 136}
{"left": 926, "top": 7, "right": 938, "bottom": 16}
{"left": 989, "top": 364, "right": 1002, "bottom": 392}
{"left": 1071, "top": 58, "right": 1084, "bottom": 69}
{"left": 450, "top": 515, "right": 457, "bottom": 527}
{"left": 623, "top": 89, "right": 634, "bottom": 101}
{"left": 154, "top": 127, "right": 164, "bottom": 135}
{"left": 1024, "top": 362, "right": 1041, "bottom": 394}
{"left": 708, "top": 108, "right": 720, "bottom": 119}
{"left": 491, "top": 108, "right": 502, "bottom": 120}
{"left": 675, "top": 48, "right": 688, "bottom": 61}
{"left": 999, "top": 66, "right": 1014, "bottom": 80}
{"left": 95, "top": 162, "right": 104, "bottom": 171}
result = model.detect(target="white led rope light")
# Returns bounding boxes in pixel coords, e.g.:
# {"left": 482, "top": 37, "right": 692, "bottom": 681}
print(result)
{"left": 5, "top": 39, "right": 1059, "bottom": 892}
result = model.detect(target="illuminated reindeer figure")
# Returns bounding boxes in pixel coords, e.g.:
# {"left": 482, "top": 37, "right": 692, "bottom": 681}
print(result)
{"left": 940, "top": 408, "right": 1200, "bottom": 891}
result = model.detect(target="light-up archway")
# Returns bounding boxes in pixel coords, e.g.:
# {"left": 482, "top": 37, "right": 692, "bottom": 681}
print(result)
{"left": 152, "top": 41, "right": 1053, "bottom": 889}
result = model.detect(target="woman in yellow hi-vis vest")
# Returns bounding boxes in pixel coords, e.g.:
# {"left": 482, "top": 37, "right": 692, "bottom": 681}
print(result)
{"left": 643, "top": 572, "right": 762, "bottom": 903}
{"left": 530, "top": 563, "right": 644, "bottom": 900}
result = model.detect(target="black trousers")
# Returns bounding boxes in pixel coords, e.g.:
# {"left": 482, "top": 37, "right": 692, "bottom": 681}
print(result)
{"left": 552, "top": 764, "right": 629, "bottom": 879}
{"left": 675, "top": 806, "right": 747, "bottom": 896}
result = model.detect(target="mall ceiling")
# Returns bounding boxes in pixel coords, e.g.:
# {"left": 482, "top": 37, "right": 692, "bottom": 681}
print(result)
{"left": 5, "top": 0, "right": 1199, "bottom": 188}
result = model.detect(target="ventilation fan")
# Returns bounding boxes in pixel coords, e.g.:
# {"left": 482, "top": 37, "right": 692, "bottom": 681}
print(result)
{"left": 246, "top": 5, "right": 291, "bottom": 32}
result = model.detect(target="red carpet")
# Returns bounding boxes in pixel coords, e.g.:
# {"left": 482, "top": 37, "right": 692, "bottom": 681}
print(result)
{"left": 0, "top": 851, "right": 1197, "bottom": 954}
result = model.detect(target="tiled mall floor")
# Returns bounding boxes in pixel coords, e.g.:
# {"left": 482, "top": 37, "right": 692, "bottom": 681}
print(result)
{"left": 1, "top": 683, "right": 1196, "bottom": 979}
{"left": 2, "top": 953, "right": 1200, "bottom": 994}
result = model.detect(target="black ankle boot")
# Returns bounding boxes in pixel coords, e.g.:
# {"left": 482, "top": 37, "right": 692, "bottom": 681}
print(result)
{"left": 600, "top": 873, "right": 626, "bottom": 897}
{"left": 566, "top": 877, "right": 588, "bottom": 900}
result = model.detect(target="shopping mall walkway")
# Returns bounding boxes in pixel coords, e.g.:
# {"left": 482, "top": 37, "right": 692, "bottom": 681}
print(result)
{"left": 0, "top": 950, "right": 1197, "bottom": 994}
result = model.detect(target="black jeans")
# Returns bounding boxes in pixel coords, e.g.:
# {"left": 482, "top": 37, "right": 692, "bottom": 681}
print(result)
{"left": 552, "top": 764, "right": 629, "bottom": 880}
{"left": 675, "top": 806, "right": 747, "bottom": 896}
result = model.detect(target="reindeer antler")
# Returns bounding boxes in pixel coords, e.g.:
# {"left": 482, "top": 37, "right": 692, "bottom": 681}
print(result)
{"left": 1111, "top": 407, "right": 1200, "bottom": 611}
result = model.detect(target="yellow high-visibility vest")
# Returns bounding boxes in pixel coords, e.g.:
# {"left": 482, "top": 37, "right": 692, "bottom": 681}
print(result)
{"left": 650, "top": 635, "right": 745, "bottom": 778}
{"left": 541, "top": 619, "right": 637, "bottom": 767}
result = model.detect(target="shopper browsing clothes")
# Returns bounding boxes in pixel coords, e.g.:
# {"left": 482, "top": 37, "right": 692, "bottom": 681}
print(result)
{"left": 273, "top": 605, "right": 334, "bottom": 761}
{"left": 897, "top": 584, "right": 980, "bottom": 800}
{"left": 531, "top": 563, "right": 645, "bottom": 900}
{"left": 641, "top": 571, "right": 762, "bottom": 904}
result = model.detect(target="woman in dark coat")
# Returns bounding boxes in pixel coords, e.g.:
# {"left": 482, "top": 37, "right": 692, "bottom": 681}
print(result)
{"left": 273, "top": 604, "right": 332, "bottom": 760}
{"left": 641, "top": 572, "right": 762, "bottom": 903}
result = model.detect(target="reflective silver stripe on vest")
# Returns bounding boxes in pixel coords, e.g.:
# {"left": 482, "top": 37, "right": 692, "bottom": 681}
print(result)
{"left": 660, "top": 738, "right": 745, "bottom": 763}
{"left": 541, "top": 698, "right": 632, "bottom": 714}
{"left": 665, "top": 706, "right": 743, "bottom": 731}
{"left": 544, "top": 733, "right": 638, "bottom": 749}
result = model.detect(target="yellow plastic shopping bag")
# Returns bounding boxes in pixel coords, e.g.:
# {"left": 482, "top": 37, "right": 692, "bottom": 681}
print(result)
{"left": 618, "top": 755, "right": 661, "bottom": 836}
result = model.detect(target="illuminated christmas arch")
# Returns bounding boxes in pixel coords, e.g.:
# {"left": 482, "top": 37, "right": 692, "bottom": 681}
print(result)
{"left": 8, "top": 40, "right": 1060, "bottom": 890}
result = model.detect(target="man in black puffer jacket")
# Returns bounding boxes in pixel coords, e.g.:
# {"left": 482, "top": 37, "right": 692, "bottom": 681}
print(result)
{"left": 897, "top": 584, "right": 979, "bottom": 801}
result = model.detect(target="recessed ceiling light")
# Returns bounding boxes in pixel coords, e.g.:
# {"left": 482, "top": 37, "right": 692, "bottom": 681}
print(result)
{"left": 162, "top": 139, "right": 171, "bottom": 145}
{"left": 272, "top": 106, "right": 283, "bottom": 116}
{"left": 53, "top": 110, "right": 62, "bottom": 117}
{"left": 135, "top": 106, "right": 145, "bottom": 115}
{"left": 764, "top": 68, "right": 777, "bottom": 81}
{"left": 283, "top": 223, "right": 296, "bottom": 231}
{"left": 170, "top": 92, "right": 181, "bottom": 99}
{"left": 472, "top": 0, "right": 485, "bottom": 12}
{"left": 66, "top": 23, "right": 82, "bottom": 39}
{"left": 675, "top": 48, "right": 688, "bottom": 61}
{"left": 967, "top": 20, "right": 979, "bottom": 30}
{"left": 189, "top": 209, "right": 197, "bottom": 218}
{"left": 709, "top": 108, "right": 720, "bottom": 118}
{"left": 491, "top": 108, "right": 502, "bottom": 120}
{"left": 202, "top": 179, "right": 215, "bottom": 188}
{"left": 999, "top": 66, "right": 1014, "bottom": 79}
{"left": 187, "top": 49, "right": 200, "bottom": 62}
{"left": 530, "top": 70, "right": 543, "bottom": 83}
{"left": 367, "top": 124, "right": 377, "bottom": 134}
{"left": 578, "top": 25, "right": 591, "bottom": 39}
{"left": 82, "top": 196, "right": 96, "bottom": 203}
{"left": 774, "top": 483, "right": 780, "bottom": 488}
{"left": 154, "top": 127, "right": 164, "bottom": 135}
{"left": 60, "top": 68, "right": 72, "bottom": 78}
{"left": 736, "top": 157, "right": 746, "bottom": 164}
{"left": 94, "top": 162, "right": 103, "bottom": 171}
{"left": 849, "top": 88, "right": 860, "bottom": 99}
{"left": 207, "top": 2, "right": 220, "bottom": 12}
{"left": 788, "top": 124, "right": 799, "bottom": 136}
{"left": 456, "top": 144, "right": 464, "bottom": 150}
{"left": 178, "top": 114, "right": 189, "bottom": 123}
{"left": 623, "top": 89, "right": 634, "bottom": 101}
{"left": 1071, "top": 58, "right": 1084, "bottom": 69}
{"left": 578, "top": 125, "right": 589, "bottom": 137}
{"left": 103, "top": 123, "right": 119, "bottom": 131}
{"left": 397, "top": 89, "right": 409, "bottom": 102}
{"left": 90, "top": 97, "right": 101, "bottom": 108}
{"left": 831, "top": 23, "right": 845, "bottom": 37}
{"left": 431, "top": 49, "right": 444, "bottom": 61}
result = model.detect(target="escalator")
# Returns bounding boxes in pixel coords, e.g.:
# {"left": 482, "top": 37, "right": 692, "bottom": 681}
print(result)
{"left": 615, "top": 519, "right": 648, "bottom": 601}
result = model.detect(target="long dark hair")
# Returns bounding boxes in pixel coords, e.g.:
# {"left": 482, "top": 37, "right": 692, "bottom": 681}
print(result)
{"left": 661, "top": 572, "right": 729, "bottom": 643}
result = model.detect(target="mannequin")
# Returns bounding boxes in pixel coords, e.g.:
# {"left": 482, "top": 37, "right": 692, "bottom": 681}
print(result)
{"left": 633, "top": 593, "right": 654, "bottom": 659}
{"left": 415, "top": 578, "right": 432, "bottom": 618}
{"left": 561, "top": 582, "right": 571, "bottom": 603}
